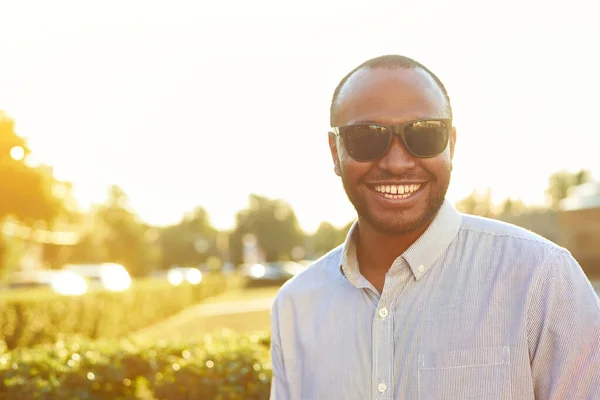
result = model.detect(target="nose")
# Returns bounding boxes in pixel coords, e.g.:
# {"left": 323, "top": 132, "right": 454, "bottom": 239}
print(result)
{"left": 377, "top": 135, "right": 417, "bottom": 173}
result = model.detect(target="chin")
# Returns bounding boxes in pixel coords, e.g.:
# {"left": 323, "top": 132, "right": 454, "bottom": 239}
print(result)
{"left": 356, "top": 195, "right": 445, "bottom": 236}
{"left": 343, "top": 174, "right": 450, "bottom": 236}
{"left": 361, "top": 211, "right": 432, "bottom": 236}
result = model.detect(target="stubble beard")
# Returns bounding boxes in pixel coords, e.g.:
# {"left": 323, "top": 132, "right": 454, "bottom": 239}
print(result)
{"left": 341, "top": 170, "right": 451, "bottom": 236}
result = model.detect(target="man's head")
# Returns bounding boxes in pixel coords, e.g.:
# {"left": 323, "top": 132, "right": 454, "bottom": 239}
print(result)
{"left": 328, "top": 55, "right": 456, "bottom": 236}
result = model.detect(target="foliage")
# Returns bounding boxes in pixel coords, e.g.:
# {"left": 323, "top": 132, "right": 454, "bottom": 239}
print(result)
{"left": 96, "top": 186, "right": 162, "bottom": 277}
{"left": 545, "top": 169, "right": 593, "bottom": 210}
{"left": 230, "top": 194, "right": 304, "bottom": 265}
{"left": 307, "top": 221, "right": 352, "bottom": 257}
{"left": 0, "top": 235, "right": 26, "bottom": 281}
{"left": 67, "top": 190, "right": 225, "bottom": 277}
{"left": 66, "top": 186, "right": 162, "bottom": 277}
{"left": 497, "top": 198, "right": 529, "bottom": 218}
{"left": 0, "top": 331, "right": 272, "bottom": 400}
{"left": 159, "top": 207, "right": 220, "bottom": 269}
{"left": 454, "top": 188, "right": 496, "bottom": 217}
{"left": 0, "top": 274, "right": 241, "bottom": 350}
{"left": 0, "top": 111, "right": 67, "bottom": 226}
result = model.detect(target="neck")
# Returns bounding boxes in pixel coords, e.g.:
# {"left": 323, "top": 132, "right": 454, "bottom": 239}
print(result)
{"left": 355, "top": 218, "right": 432, "bottom": 275}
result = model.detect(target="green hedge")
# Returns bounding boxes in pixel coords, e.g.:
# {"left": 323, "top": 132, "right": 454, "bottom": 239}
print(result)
{"left": 0, "top": 331, "right": 272, "bottom": 399}
{"left": 0, "top": 275, "right": 242, "bottom": 350}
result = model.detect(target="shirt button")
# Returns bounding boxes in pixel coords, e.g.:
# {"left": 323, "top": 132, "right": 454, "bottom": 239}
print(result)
{"left": 378, "top": 382, "right": 387, "bottom": 393}
{"left": 378, "top": 307, "right": 388, "bottom": 319}
{"left": 417, "top": 264, "right": 425, "bottom": 273}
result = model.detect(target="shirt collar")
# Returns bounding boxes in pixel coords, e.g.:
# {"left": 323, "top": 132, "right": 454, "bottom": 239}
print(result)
{"left": 339, "top": 221, "right": 362, "bottom": 287}
{"left": 339, "top": 199, "right": 462, "bottom": 285}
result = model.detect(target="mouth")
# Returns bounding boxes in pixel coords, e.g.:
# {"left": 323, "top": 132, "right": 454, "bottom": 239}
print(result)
{"left": 370, "top": 183, "right": 423, "bottom": 199}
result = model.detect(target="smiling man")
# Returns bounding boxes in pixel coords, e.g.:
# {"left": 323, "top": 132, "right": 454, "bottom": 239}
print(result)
{"left": 269, "top": 55, "right": 600, "bottom": 399}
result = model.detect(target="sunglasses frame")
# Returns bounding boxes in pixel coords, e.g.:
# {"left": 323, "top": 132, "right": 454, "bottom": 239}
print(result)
{"left": 331, "top": 118, "right": 452, "bottom": 162}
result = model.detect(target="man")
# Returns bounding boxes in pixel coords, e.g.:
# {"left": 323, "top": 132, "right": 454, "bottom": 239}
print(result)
{"left": 269, "top": 55, "right": 600, "bottom": 399}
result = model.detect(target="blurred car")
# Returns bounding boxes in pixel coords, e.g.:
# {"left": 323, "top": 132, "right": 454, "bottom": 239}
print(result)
{"left": 3, "top": 270, "right": 55, "bottom": 291}
{"left": 2, "top": 269, "right": 87, "bottom": 296}
{"left": 2, "top": 271, "right": 52, "bottom": 290}
{"left": 241, "top": 261, "right": 306, "bottom": 287}
{"left": 221, "top": 262, "right": 235, "bottom": 275}
{"left": 62, "top": 263, "right": 132, "bottom": 292}
{"left": 166, "top": 266, "right": 203, "bottom": 286}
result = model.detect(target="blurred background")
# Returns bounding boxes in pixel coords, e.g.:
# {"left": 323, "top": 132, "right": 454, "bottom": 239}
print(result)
{"left": 0, "top": 0, "right": 599, "bottom": 398}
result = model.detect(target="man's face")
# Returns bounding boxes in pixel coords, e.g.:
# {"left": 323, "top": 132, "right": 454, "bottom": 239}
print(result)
{"left": 329, "top": 67, "right": 456, "bottom": 236}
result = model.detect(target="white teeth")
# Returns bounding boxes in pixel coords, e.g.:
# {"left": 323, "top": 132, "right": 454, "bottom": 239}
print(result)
{"left": 382, "top": 193, "right": 411, "bottom": 199}
{"left": 374, "top": 184, "right": 422, "bottom": 196}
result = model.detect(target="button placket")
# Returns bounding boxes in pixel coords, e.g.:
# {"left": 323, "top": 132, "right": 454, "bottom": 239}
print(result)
{"left": 373, "top": 285, "right": 395, "bottom": 399}
{"left": 373, "top": 268, "right": 411, "bottom": 399}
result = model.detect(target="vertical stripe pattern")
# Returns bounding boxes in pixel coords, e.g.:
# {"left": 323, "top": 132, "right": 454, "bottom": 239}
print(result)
{"left": 270, "top": 200, "right": 600, "bottom": 400}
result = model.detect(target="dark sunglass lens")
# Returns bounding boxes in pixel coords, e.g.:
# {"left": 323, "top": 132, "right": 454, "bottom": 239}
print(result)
{"left": 404, "top": 120, "right": 448, "bottom": 157}
{"left": 342, "top": 125, "right": 389, "bottom": 161}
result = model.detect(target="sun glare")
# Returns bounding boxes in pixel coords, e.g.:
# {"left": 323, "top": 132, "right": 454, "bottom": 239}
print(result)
{"left": 10, "top": 145, "right": 25, "bottom": 161}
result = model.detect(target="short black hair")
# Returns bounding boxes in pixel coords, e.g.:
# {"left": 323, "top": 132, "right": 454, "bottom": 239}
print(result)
{"left": 329, "top": 55, "right": 452, "bottom": 126}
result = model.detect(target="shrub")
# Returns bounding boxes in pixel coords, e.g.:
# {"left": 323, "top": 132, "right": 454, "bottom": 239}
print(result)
{"left": 0, "top": 274, "right": 243, "bottom": 350}
{"left": 0, "top": 331, "right": 272, "bottom": 400}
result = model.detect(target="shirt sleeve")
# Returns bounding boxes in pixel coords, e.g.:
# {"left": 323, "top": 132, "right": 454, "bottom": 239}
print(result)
{"left": 527, "top": 248, "right": 600, "bottom": 399}
{"left": 270, "top": 294, "right": 290, "bottom": 400}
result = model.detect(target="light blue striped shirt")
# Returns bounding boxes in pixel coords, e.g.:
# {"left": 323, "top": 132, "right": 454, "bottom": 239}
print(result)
{"left": 270, "top": 200, "right": 600, "bottom": 399}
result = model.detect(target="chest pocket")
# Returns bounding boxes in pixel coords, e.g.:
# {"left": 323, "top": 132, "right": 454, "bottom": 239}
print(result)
{"left": 418, "top": 346, "right": 511, "bottom": 400}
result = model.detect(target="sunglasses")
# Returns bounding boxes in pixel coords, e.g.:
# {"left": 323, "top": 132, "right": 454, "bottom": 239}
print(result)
{"left": 331, "top": 118, "right": 451, "bottom": 162}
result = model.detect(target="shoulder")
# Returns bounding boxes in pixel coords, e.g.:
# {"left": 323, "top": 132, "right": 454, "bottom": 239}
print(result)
{"left": 458, "top": 213, "right": 566, "bottom": 258}
{"left": 457, "top": 215, "right": 596, "bottom": 315}
{"left": 452, "top": 213, "right": 580, "bottom": 284}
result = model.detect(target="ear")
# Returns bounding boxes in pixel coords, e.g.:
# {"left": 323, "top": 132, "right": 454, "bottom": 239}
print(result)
{"left": 328, "top": 132, "right": 342, "bottom": 176}
{"left": 449, "top": 126, "right": 457, "bottom": 160}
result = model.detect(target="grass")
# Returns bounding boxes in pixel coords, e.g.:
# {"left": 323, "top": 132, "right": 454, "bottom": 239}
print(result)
{"left": 200, "top": 286, "right": 281, "bottom": 304}
{"left": 134, "top": 285, "right": 280, "bottom": 342}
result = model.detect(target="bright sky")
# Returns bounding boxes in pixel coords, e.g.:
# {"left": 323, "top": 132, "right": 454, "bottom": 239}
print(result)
{"left": 0, "top": 0, "right": 598, "bottom": 233}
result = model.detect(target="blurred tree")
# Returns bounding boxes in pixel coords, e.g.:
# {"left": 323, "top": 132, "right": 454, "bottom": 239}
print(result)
{"left": 311, "top": 222, "right": 338, "bottom": 256}
{"left": 158, "top": 206, "right": 219, "bottom": 269}
{"left": 0, "top": 111, "right": 77, "bottom": 276}
{"left": 230, "top": 194, "right": 303, "bottom": 265}
{"left": 309, "top": 221, "right": 353, "bottom": 257}
{"left": 66, "top": 186, "right": 161, "bottom": 277}
{"left": 546, "top": 169, "right": 593, "bottom": 210}
{"left": 65, "top": 224, "right": 108, "bottom": 266}
{"left": 0, "top": 111, "right": 65, "bottom": 226}
{"left": 498, "top": 198, "right": 529, "bottom": 218}
{"left": 455, "top": 188, "right": 495, "bottom": 217}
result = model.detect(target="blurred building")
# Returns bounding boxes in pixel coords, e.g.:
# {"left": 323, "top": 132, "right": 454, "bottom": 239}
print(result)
{"left": 558, "top": 182, "right": 600, "bottom": 278}
{"left": 501, "top": 211, "right": 565, "bottom": 247}
{"left": 556, "top": 207, "right": 600, "bottom": 278}
{"left": 492, "top": 182, "right": 600, "bottom": 279}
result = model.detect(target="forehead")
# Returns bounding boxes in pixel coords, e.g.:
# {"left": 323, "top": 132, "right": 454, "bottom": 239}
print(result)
{"left": 335, "top": 67, "right": 449, "bottom": 125}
